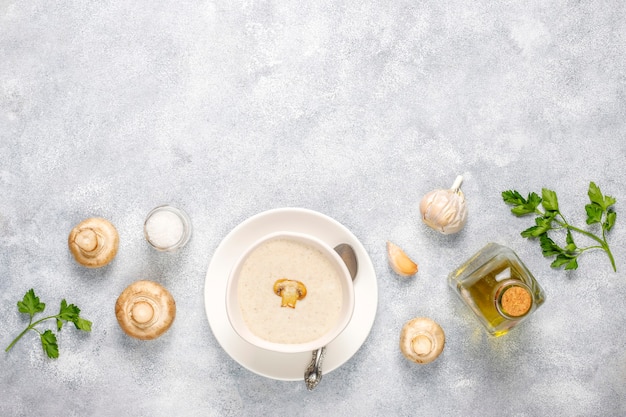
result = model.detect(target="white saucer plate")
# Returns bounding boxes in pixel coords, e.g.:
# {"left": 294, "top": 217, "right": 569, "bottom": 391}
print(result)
{"left": 204, "top": 207, "right": 378, "bottom": 381}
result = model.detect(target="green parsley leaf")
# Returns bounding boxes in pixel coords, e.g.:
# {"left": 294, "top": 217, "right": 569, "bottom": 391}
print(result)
{"left": 585, "top": 203, "right": 603, "bottom": 224}
{"left": 527, "top": 192, "right": 543, "bottom": 211}
{"left": 604, "top": 195, "right": 617, "bottom": 208}
{"left": 551, "top": 254, "right": 574, "bottom": 268}
{"left": 564, "top": 230, "right": 577, "bottom": 252}
{"left": 588, "top": 182, "right": 616, "bottom": 211}
{"left": 502, "top": 190, "right": 542, "bottom": 216}
{"left": 17, "top": 289, "right": 45, "bottom": 318}
{"left": 565, "top": 258, "right": 579, "bottom": 270}
{"left": 587, "top": 182, "right": 605, "bottom": 208}
{"left": 521, "top": 225, "right": 542, "bottom": 238}
{"left": 74, "top": 317, "right": 92, "bottom": 332}
{"left": 502, "top": 190, "right": 527, "bottom": 206}
{"left": 605, "top": 210, "right": 616, "bottom": 231}
{"left": 541, "top": 188, "right": 559, "bottom": 211}
{"left": 58, "top": 299, "right": 80, "bottom": 323}
{"left": 539, "top": 234, "right": 561, "bottom": 257}
{"left": 40, "top": 330, "right": 59, "bottom": 359}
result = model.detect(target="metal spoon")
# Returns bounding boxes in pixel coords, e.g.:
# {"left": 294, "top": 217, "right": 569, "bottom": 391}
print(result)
{"left": 304, "top": 243, "right": 358, "bottom": 391}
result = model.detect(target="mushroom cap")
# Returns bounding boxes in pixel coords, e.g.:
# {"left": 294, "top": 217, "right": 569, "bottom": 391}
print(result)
{"left": 115, "top": 280, "right": 176, "bottom": 340}
{"left": 400, "top": 317, "right": 445, "bottom": 364}
{"left": 68, "top": 217, "right": 119, "bottom": 268}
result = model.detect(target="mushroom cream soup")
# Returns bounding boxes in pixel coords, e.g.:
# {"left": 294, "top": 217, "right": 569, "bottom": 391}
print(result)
{"left": 237, "top": 238, "right": 343, "bottom": 344}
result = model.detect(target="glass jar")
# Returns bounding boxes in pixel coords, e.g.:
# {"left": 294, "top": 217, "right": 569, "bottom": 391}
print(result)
{"left": 448, "top": 242, "right": 546, "bottom": 337}
{"left": 144, "top": 205, "right": 192, "bottom": 252}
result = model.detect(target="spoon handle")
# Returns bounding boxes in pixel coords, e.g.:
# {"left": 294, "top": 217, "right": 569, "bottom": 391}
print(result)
{"left": 304, "top": 346, "right": 326, "bottom": 390}
{"left": 303, "top": 244, "right": 356, "bottom": 391}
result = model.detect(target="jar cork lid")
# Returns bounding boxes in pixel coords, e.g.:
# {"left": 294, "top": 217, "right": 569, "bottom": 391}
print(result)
{"left": 499, "top": 285, "right": 532, "bottom": 317}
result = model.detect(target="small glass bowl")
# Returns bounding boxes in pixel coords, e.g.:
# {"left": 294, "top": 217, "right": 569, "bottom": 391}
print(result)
{"left": 143, "top": 205, "right": 192, "bottom": 252}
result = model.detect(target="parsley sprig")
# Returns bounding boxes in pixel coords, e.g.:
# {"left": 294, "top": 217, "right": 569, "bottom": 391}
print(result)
{"left": 502, "top": 182, "right": 617, "bottom": 272}
{"left": 5, "top": 289, "right": 92, "bottom": 358}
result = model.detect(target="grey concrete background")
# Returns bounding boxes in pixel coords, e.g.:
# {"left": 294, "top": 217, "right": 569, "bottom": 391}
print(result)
{"left": 1, "top": 1, "right": 625, "bottom": 416}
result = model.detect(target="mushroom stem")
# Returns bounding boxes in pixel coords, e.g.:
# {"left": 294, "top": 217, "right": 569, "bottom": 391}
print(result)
{"left": 74, "top": 228, "right": 102, "bottom": 254}
{"left": 131, "top": 301, "right": 155, "bottom": 325}
{"left": 411, "top": 333, "right": 433, "bottom": 356}
{"left": 450, "top": 175, "right": 464, "bottom": 192}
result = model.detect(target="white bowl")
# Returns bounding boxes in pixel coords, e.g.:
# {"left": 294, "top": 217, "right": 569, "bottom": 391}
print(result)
{"left": 226, "top": 231, "right": 355, "bottom": 354}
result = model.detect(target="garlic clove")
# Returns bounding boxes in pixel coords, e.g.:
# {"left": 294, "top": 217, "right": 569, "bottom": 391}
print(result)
{"left": 386, "top": 241, "right": 418, "bottom": 276}
{"left": 419, "top": 175, "right": 468, "bottom": 234}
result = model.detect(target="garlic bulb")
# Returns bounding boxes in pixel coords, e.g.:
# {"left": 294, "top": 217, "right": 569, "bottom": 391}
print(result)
{"left": 419, "top": 175, "right": 467, "bottom": 234}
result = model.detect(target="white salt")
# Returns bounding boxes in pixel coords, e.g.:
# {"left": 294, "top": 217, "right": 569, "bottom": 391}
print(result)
{"left": 145, "top": 209, "right": 184, "bottom": 249}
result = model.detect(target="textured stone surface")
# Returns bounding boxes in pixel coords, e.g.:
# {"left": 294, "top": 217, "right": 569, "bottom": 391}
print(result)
{"left": 1, "top": 1, "right": 625, "bottom": 416}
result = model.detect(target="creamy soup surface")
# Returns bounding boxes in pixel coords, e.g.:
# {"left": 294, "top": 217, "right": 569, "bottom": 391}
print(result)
{"left": 237, "top": 238, "right": 343, "bottom": 344}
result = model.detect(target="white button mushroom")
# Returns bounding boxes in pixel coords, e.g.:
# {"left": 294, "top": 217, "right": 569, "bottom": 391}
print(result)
{"left": 115, "top": 280, "right": 176, "bottom": 340}
{"left": 68, "top": 218, "right": 119, "bottom": 268}
{"left": 419, "top": 175, "right": 468, "bottom": 234}
{"left": 399, "top": 317, "right": 445, "bottom": 364}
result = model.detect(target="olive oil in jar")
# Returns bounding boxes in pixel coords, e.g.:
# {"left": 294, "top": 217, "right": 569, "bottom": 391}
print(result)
{"left": 448, "top": 243, "right": 546, "bottom": 336}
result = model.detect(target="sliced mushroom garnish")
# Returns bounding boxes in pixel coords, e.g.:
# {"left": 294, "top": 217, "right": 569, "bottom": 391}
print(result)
{"left": 400, "top": 317, "right": 445, "bottom": 364}
{"left": 115, "top": 280, "right": 176, "bottom": 340}
{"left": 68, "top": 217, "right": 119, "bottom": 268}
{"left": 273, "top": 279, "right": 307, "bottom": 308}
